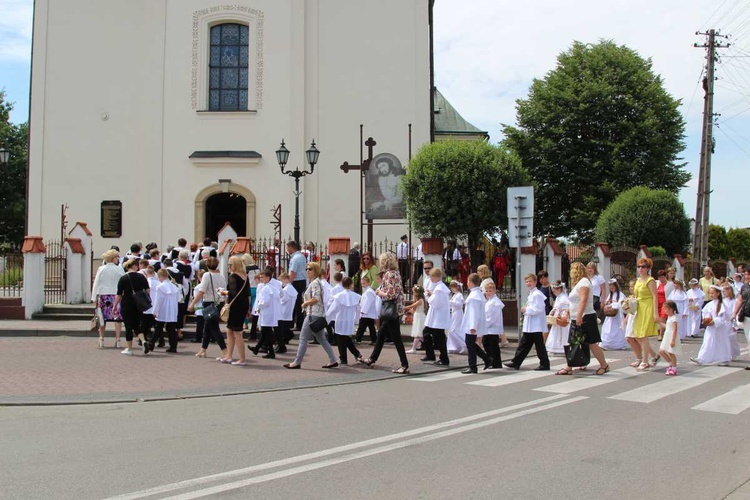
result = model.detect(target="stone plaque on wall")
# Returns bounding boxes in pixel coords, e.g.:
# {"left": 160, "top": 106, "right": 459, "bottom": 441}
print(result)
{"left": 100, "top": 201, "right": 122, "bottom": 238}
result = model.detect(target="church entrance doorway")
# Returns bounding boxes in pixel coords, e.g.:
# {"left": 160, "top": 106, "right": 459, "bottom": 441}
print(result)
{"left": 205, "top": 192, "right": 247, "bottom": 240}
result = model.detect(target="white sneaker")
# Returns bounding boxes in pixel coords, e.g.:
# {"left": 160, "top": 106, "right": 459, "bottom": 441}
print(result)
{"left": 120, "top": 348, "right": 133, "bottom": 356}
{"left": 115, "top": 340, "right": 121, "bottom": 349}
{"left": 98, "top": 339, "right": 104, "bottom": 349}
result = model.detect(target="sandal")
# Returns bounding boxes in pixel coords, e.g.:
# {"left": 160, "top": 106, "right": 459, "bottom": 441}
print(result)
{"left": 556, "top": 367, "right": 573, "bottom": 375}
{"left": 595, "top": 364, "right": 610, "bottom": 375}
{"left": 637, "top": 363, "right": 650, "bottom": 371}
{"left": 650, "top": 355, "right": 661, "bottom": 367}
{"left": 629, "top": 359, "right": 642, "bottom": 368}
{"left": 392, "top": 366, "right": 410, "bottom": 374}
{"left": 358, "top": 358, "right": 374, "bottom": 367}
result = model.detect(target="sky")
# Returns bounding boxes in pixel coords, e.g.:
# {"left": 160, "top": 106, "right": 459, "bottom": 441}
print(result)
{"left": 1, "top": 0, "right": 749, "bottom": 230}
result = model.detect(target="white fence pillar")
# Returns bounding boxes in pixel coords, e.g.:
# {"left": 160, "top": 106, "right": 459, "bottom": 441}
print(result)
{"left": 595, "top": 243, "right": 611, "bottom": 280}
{"left": 65, "top": 238, "right": 85, "bottom": 303}
{"left": 21, "top": 236, "right": 46, "bottom": 319}
{"left": 543, "top": 237, "right": 563, "bottom": 283}
{"left": 69, "top": 222, "right": 93, "bottom": 302}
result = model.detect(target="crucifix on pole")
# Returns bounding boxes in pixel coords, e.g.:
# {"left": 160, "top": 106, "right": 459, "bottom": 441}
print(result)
{"left": 340, "top": 128, "right": 377, "bottom": 251}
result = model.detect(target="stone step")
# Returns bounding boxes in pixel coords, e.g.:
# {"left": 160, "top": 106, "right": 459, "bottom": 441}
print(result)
{"left": 42, "top": 304, "right": 95, "bottom": 315}
{"left": 32, "top": 313, "right": 92, "bottom": 321}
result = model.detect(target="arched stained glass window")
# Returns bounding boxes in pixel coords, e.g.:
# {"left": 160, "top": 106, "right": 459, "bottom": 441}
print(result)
{"left": 209, "top": 23, "right": 249, "bottom": 111}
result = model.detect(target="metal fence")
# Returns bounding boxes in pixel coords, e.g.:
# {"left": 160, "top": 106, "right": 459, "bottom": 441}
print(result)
{"left": 0, "top": 242, "right": 23, "bottom": 298}
{"left": 44, "top": 239, "right": 67, "bottom": 304}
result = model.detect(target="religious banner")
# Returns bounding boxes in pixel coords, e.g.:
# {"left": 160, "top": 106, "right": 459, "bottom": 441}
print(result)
{"left": 365, "top": 153, "right": 406, "bottom": 219}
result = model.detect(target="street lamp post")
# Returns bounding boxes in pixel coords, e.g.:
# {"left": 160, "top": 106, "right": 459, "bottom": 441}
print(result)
{"left": 0, "top": 145, "right": 9, "bottom": 165}
{"left": 276, "top": 139, "right": 320, "bottom": 244}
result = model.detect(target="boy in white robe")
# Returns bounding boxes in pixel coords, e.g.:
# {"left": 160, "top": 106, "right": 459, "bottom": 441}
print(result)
{"left": 482, "top": 278, "right": 505, "bottom": 368}
{"left": 355, "top": 275, "right": 379, "bottom": 344}
{"left": 326, "top": 277, "right": 363, "bottom": 364}
{"left": 250, "top": 270, "right": 279, "bottom": 359}
{"left": 422, "top": 267, "right": 451, "bottom": 366}
{"left": 461, "top": 273, "right": 491, "bottom": 374}
{"left": 506, "top": 273, "right": 550, "bottom": 370}
{"left": 325, "top": 272, "right": 345, "bottom": 345}
{"left": 279, "top": 273, "right": 298, "bottom": 346}
{"left": 148, "top": 269, "right": 181, "bottom": 353}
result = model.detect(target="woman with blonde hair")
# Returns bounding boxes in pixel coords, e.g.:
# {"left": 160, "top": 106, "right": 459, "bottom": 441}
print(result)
{"left": 283, "top": 261, "right": 339, "bottom": 369}
{"left": 556, "top": 262, "right": 609, "bottom": 375}
{"left": 220, "top": 256, "right": 250, "bottom": 366}
{"left": 361, "top": 252, "right": 410, "bottom": 374}
{"left": 632, "top": 258, "right": 660, "bottom": 371}
{"left": 91, "top": 249, "right": 125, "bottom": 348}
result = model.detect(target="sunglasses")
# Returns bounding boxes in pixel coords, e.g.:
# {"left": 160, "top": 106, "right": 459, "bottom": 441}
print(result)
{"left": 637, "top": 265, "right": 649, "bottom": 269}
{"left": 424, "top": 267, "right": 433, "bottom": 271}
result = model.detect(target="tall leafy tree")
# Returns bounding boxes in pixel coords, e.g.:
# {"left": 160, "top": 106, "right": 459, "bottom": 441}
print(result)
{"left": 726, "top": 228, "right": 750, "bottom": 261}
{"left": 0, "top": 91, "right": 28, "bottom": 244}
{"left": 503, "top": 40, "right": 690, "bottom": 241}
{"left": 401, "top": 139, "right": 530, "bottom": 264}
{"left": 595, "top": 187, "right": 691, "bottom": 256}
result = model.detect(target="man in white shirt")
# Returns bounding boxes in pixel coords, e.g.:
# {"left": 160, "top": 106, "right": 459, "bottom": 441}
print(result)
{"left": 412, "top": 243, "right": 424, "bottom": 286}
{"left": 505, "top": 273, "right": 551, "bottom": 370}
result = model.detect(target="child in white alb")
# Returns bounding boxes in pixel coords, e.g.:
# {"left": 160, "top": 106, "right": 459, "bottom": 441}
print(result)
{"left": 355, "top": 275, "right": 379, "bottom": 344}
{"left": 405, "top": 285, "right": 427, "bottom": 353}
{"left": 326, "top": 277, "right": 363, "bottom": 365}
{"left": 659, "top": 300, "right": 682, "bottom": 375}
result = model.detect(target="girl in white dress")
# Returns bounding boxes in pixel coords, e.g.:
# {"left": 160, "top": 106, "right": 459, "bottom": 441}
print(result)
{"left": 659, "top": 300, "right": 682, "bottom": 375}
{"left": 723, "top": 285, "right": 741, "bottom": 360}
{"left": 447, "top": 281, "right": 466, "bottom": 353}
{"left": 686, "top": 279, "right": 705, "bottom": 337}
{"left": 545, "top": 281, "right": 569, "bottom": 355}
{"left": 692, "top": 286, "right": 732, "bottom": 366}
{"left": 600, "top": 278, "right": 627, "bottom": 350}
{"left": 405, "top": 285, "right": 427, "bottom": 353}
{"left": 621, "top": 280, "right": 640, "bottom": 366}
{"left": 667, "top": 279, "right": 689, "bottom": 340}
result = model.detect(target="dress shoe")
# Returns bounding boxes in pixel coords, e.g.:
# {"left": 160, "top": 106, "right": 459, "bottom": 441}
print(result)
{"left": 461, "top": 367, "right": 478, "bottom": 374}
{"left": 248, "top": 345, "right": 260, "bottom": 356}
{"left": 165, "top": 348, "right": 177, "bottom": 353}
{"left": 433, "top": 360, "right": 449, "bottom": 366}
{"left": 420, "top": 356, "right": 436, "bottom": 362}
{"left": 283, "top": 363, "right": 301, "bottom": 369}
{"left": 483, "top": 357, "right": 493, "bottom": 371}
{"left": 276, "top": 346, "right": 288, "bottom": 354}
{"left": 322, "top": 362, "right": 339, "bottom": 369}
{"left": 534, "top": 366, "right": 550, "bottom": 371}
{"left": 262, "top": 352, "right": 275, "bottom": 359}
{"left": 504, "top": 362, "right": 520, "bottom": 370}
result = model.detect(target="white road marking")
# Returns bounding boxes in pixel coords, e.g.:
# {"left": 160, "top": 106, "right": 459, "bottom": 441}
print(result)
{"left": 692, "top": 383, "right": 750, "bottom": 415}
{"left": 609, "top": 366, "right": 739, "bottom": 404}
{"left": 464, "top": 359, "right": 616, "bottom": 388}
{"left": 161, "top": 396, "right": 587, "bottom": 500}
{"left": 106, "top": 394, "right": 574, "bottom": 500}
{"left": 534, "top": 366, "right": 647, "bottom": 394}
{"left": 411, "top": 371, "right": 471, "bottom": 382}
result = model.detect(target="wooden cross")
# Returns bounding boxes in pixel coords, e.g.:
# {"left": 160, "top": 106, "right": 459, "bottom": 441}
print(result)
{"left": 340, "top": 136, "right": 377, "bottom": 248}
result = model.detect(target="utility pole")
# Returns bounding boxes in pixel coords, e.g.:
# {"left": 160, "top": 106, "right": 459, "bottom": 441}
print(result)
{"left": 693, "top": 29, "right": 729, "bottom": 268}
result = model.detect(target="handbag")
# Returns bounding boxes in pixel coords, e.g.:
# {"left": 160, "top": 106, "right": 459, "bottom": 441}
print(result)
{"left": 380, "top": 299, "right": 398, "bottom": 319}
{"left": 203, "top": 273, "right": 221, "bottom": 321}
{"left": 127, "top": 273, "right": 152, "bottom": 312}
{"left": 555, "top": 310, "right": 570, "bottom": 327}
{"left": 564, "top": 323, "right": 590, "bottom": 367}
{"left": 90, "top": 314, "right": 100, "bottom": 331}
{"left": 220, "top": 275, "right": 248, "bottom": 323}
{"left": 309, "top": 315, "right": 328, "bottom": 333}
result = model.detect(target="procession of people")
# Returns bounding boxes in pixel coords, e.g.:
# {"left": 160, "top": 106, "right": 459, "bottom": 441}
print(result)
{"left": 92, "top": 238, "right": 750, "bottom": 376}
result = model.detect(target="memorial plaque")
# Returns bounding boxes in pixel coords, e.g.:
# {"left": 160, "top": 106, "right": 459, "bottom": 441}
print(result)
{"left": 101, "top": 201, "right": 122, "bottom": 238}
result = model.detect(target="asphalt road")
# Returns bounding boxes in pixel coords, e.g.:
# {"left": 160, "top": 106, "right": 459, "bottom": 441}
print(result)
{"left": 2, "top": 342, "right": 750, "bottom": 500}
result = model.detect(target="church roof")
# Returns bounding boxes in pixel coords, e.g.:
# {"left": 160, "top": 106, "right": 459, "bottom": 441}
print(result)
{"left": 433, "top": 88, "right": 488, "bottom": 138}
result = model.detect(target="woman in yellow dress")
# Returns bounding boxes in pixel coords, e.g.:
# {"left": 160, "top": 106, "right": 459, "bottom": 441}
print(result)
{"left": 633, "top": 257, "right": 660, "bottom": 371}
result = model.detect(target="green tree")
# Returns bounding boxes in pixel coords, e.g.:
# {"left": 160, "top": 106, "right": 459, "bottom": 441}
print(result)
{"left": 595, "top": 187, "right": 691, "bottom": 256}
{"left": 503, "top": 40, "right": 690, "bottom": 241}
{"left": 402, "top": 139, "right": 530, "bottom": 264}
{"left": 708, "top": 224, "right": 729, "bottom": 261}
{"left": 726, "top": 227, "right": 750, "bottom": 261}
{"left": 0, "top": 91, "right": 27, "bottom": 243}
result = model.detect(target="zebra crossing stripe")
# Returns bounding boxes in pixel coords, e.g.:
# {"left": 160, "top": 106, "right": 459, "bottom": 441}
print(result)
{"left": 608, "top": 366, "right": 738, "bottom": 404}
{"left": 692, "top": 383, "right": 750, "bottom": 415}
{"left": 533, "top": 366, "right": 647, "bottom": 394}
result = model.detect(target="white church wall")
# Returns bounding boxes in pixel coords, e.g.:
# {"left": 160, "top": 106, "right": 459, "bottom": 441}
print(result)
{"left": 28, "top": 0, "right": 430, "bottom": 250}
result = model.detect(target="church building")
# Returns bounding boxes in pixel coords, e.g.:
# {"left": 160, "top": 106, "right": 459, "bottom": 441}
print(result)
{"left": 27, "top": 0, "right": 484, "bottom": 249}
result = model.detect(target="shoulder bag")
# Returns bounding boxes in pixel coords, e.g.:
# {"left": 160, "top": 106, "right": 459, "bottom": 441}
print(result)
{"left": 564, "top": 323, "right": 590, "bottom": 367}
{"left": 308, "top": 279, "right": 328, "bottom": 333}
{"left": 202, "top": 273, "right": 220, "bottom": 322}
{"left": 220, "top": 275, "right": 247, "bottom": 323}
{"left": 127, "top": 273, "right": 152, "bottom": 312}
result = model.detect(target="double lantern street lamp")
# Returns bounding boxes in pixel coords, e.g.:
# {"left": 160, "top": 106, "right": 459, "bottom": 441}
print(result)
{"left": 0, "top": 145, "right": 9, "bottom": 165}
{"left": 275, "top": 139, "right": 320, "bottom": 244}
